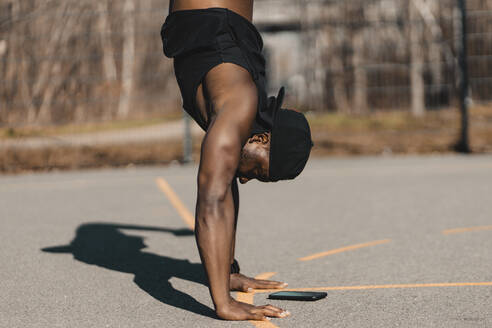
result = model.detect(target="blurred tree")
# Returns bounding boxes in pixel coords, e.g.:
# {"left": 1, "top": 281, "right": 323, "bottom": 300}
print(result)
{"left": 409, "top": 0, "right": 426, "bottom": 117}
{"left": 117, "top": 0, "right": 135, "bottom": 119}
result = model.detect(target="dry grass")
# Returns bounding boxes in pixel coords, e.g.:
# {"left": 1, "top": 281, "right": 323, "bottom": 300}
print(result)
{"left": 0, "top": 137, "right": 203, "bottom": 174}
{"left": 1, "top": 106, "right": 491, "bottom": 174}
{"left": 0, "top": 113, "right": 181, "bottom": 140}
{"left": 309, "top": 105, "right": 492, "bottom": 156}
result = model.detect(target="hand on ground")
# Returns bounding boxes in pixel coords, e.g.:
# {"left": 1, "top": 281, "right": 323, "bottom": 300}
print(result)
{"left": 230, "top": 273, "right": 288, "bottom": 292}
{"left": 217, "top": 298, "right": 290, "bottom": 321}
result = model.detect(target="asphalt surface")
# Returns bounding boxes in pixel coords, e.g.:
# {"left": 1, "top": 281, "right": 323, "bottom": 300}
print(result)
{"left": 1, "top": 155, "right": 491, "bottom": 328}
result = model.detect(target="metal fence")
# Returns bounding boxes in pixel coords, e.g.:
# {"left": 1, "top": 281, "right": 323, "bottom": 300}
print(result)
{"left": 284, "top": 0, "right": 492, "bottom": 116}
{"left": 1, "top": 0, "right": 491, "bottom": 128}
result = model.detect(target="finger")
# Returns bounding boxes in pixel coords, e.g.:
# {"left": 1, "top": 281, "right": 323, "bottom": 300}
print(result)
{"left": 269, "top": 282, "right": 288, "bottom": 289}
{"left": 250, "top": 312, "right": 267, "bottom": 321}
{"left": 239, "top": 285, "right": 253, "bottom": 293}
{"left": 255, "top": 278, "right": 287, "bottom": 285}
{"left": 262, "top": 305, "right": 285, "bottom": 314}
{"left": 264, "top": 304, "right": 290, "bottom": 316}
{"left": 261, "top": 308, "right": 287, "bottom": 318}
{"left": 255, "top": 280, "right": 288, "bottom": 289}
{"left": 257, "top": 279, "right": 284, "bottom": 284}
{"left": 252, "top": 305, "right": 290, "bottom": 319}
{"left": 229, "top": 283, "right": 253, "bottom": 293}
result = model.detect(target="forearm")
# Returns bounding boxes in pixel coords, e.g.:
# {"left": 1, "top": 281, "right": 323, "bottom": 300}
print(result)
{"left": 230, "top": 178, "right": 239, "bottom": 265}
{"left": 195, "top": 186, "right": 236, "bottom": 309}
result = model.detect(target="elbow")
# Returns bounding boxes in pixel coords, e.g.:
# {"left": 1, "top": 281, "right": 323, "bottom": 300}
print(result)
{"left": 197, "top": 171, "right": 230, "bottom": 205}
{"left": 195, "top": 194, "right": 227, "bottom": 231}
{"left": 196, "top": 174, "right": 230, "bottom": 225}
{"left": 197, "top": 186, "right": 228, "bottom": 209}
{"left": 197, "top": 192, "right": 227, "bottom": 210}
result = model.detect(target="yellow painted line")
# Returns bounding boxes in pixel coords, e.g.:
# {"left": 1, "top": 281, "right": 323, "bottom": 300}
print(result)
{"left": 235, "top": 290, "right": 255, "bottom": 304}
{"left": 156, "top": 177, "right": 195, "bottom": 230}
{"left": 252, "top": 281, "right": 492, "bottom": 294}
{"left": 298, "top": 239, "right": 391, "bottom": 261}
{"left": 239, "top": 278, "right": 492, "bottom": 327}
{"left": 443, "top": 225, "right": 492, "bottom": 235}
{"left": 255, "top": 272, "right": 277, "bottom": 280}
{"left": 249, "top": 320, "right": 279, "bottom": 328}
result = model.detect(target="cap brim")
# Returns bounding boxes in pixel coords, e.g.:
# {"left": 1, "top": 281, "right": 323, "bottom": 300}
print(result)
{"left": 272, "top": 87, "right": 285, "bottom": 124}
{"left": 269, "top": 87, "right": 286, "bottom": 181}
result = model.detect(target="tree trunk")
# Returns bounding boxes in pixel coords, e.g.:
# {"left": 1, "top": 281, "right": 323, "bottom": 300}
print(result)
{"left": 117, "top": 0, "right": 136, "bottom": 119}
{"left": 413, "top": 0, "right": 445, "bottom": 96}
{"left": 428, "top": 1, "right": 442, "bottom": 87}
{"left": 36, "top": 4, "right": 81, "bottom": 124}
{"left": 332, "top": 56, "right": 351, "bottom": 113}
{"left": 409, "top": 0, "right": 426, "bottom": 117}
{"left": 352, "top": 32, "right": 368, "bottom": 114}
{"left": 6, "top": 1, "right": 36, "bottom": 124}
{"left": 98, "top": 1, "right": 117, "bottom": 83}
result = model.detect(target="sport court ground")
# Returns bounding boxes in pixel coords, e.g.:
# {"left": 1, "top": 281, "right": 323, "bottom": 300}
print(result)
{"left": 1, "top": 155, "right": 491, "bottom": 327}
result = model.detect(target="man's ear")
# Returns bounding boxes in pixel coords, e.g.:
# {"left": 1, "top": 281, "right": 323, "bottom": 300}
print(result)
{"left": 255, "top": 132, "right": 270, "bottom": 144}
{"left": 249, "top": 134, "right": 261, "bottom": 143}
{"left": 249, "top": 132, "right": 270, "bottom": 144}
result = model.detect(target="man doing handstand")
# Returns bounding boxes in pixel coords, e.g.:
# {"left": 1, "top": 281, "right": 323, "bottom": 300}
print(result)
{"left": 161, "top": 0, "right": 313, "bottom": 321}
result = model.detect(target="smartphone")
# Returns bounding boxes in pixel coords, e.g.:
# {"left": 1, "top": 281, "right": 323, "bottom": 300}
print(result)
{"left": 268, "top": 291, "right": 327, "bottom": 301}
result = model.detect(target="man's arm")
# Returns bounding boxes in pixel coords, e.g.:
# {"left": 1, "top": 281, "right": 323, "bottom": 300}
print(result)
{"left": 195, "top": 115, "right": 244, "bottom": 307}
{"left": 195, "top": 63, "right": 286, "bottom": 320}
{"left": 195, "top": 62, "right": 255, "bottom": 311}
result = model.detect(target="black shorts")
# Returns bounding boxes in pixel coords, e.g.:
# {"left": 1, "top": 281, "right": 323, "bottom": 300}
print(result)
{"left": 161, "top": 8, "right": 273, "bottom": 133}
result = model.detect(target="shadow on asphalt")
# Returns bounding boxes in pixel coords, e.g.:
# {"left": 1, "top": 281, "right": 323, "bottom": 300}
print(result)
{"left": 41, "top": 222, "right": 216, "bottom": 319}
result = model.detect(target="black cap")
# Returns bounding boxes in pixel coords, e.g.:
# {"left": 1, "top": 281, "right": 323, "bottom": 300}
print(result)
{"left": 268, "top": 87, "right": 313, "bottom": 182}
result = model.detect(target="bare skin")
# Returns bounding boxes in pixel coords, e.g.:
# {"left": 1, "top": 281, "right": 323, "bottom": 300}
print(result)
{"left": 168, "top": 0, "right": 290, "bottom": 321}
{"left": 195, "top": 64, "right": 289, "bottom": 321}
{"left": 170, "top": 0, "right": 254, "bottom": 21}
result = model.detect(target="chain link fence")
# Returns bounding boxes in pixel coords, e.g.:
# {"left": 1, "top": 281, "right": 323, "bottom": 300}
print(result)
{"left": 0, "top": 0, "right": 491, "bottom": 126}
{"left": 284, "top": 0, "right": 492, "bottom": 116}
